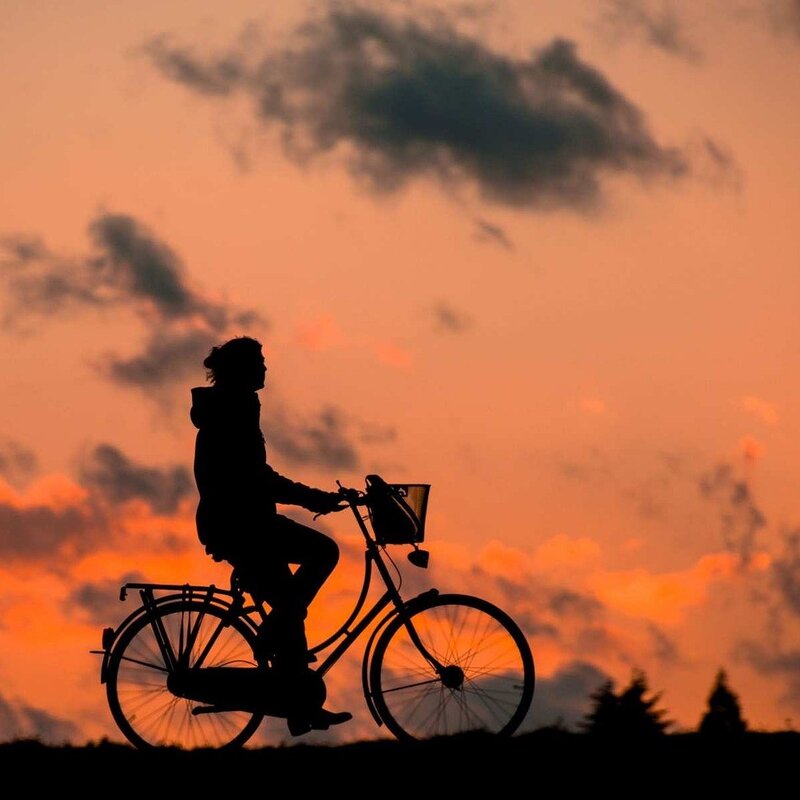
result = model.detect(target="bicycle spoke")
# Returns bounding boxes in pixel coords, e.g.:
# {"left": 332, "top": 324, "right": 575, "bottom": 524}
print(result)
{"left": 107, "top": 601, "right": 263, "bottom": 749}
{"left": 372, "top": 595, "right": 534, "bottom": 740}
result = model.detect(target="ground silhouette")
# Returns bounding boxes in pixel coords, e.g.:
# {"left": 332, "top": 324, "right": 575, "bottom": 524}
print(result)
{"left": 1, "top": 730, "right": 797, "bottom": 792}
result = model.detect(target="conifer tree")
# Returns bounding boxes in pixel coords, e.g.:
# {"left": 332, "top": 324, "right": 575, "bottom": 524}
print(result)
{"left": 581, "top": 669, "right": 671, "bottom": 737}
{"left": 698, "top": 668, "right": 748, "bottom": 736}
{"left": 616, "top": 668, "right": 671, "bottom": 737}
{"left": 580, "top": 679, "right": 618, "bottom": 735}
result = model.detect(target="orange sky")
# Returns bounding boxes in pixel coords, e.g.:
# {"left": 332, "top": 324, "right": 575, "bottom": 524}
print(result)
{"left": 1, "top": 0, "right": 800, "bottom": 744}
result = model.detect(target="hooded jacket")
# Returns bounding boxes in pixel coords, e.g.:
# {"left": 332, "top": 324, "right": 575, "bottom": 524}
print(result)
{"left": 190, "top": 386, "right": 336, "bottom": 561}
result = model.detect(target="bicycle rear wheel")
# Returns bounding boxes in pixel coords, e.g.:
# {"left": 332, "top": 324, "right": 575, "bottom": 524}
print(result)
{"left": 369, "top": 593, "right": 534, "bottom": 740}
{"left": 106, "top": 600, "right": 264, "bottom": 749}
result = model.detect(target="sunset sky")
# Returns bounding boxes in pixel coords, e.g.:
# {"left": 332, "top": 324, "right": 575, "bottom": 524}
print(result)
{"left": 1, "top": 0, "right": 800, "bottom": 745}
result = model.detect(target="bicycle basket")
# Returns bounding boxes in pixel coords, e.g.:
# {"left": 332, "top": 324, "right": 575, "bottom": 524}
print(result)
{"left": 365, "top": 474, "right": 430, "bottom": 545}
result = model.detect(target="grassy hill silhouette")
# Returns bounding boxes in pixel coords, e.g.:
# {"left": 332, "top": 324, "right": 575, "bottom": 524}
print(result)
{"left": 1, "top": 729, "right": 797, "bottom": 792}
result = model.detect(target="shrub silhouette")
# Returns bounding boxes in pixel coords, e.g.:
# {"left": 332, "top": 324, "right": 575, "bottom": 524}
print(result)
{"left": 698, "top": 668, "right": 748, "bottom": 736}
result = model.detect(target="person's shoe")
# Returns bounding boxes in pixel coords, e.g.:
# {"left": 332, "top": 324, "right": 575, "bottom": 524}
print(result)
{"left": 287, "top": 708, "right": 353, "bottom": 736}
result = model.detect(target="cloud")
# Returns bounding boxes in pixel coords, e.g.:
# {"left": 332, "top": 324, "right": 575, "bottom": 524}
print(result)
{"left": 766, "top": 0, "right": 800, "bottom": 39}
{"left": 769, "top": 529, "right": 800, "bottom": 617}
{"left": 79, "top": 444, "right": 193, "bottom": 514}
{"left": 144, "top": 6, "right": 692, "bottom": 211}
{"left": 699, "top": 463, "right": 766, "bottom": 566}
{"left": 0, "top": 439, "right": 38, "bottom": 485}
{"left": 66, "top": 572, "right": 147, "bottom": 625}
{"left": 735, "top": 640, "right": 800, "bottom": 710}
{"left": 432, "top": 301, "right": 473, "bottom": 332}
{"left": 528, "top": 660, "right": 611, "bottom": 730}
{"left": 647, "top": 623, "right": 681, "bottom": 664}
{"left": 267, "top": 406, "right": 361, "bottom": 470}
{"left": 0, "top": 693, "right": 79, "bottom": 744}
{"left": 741, "top": 395, "right": 779, "bottom": 425}
{"left": 0, "top": 477, "right": 107, "bottom": 564}
{"left": 473, "top": 218, "right": 514, "bottom": 250}
{"left": 596, "top": 0, "right": 703, "bottom": 62}
{"left": 548, "top": 589, "right": 604, "bottom": 621}
{"left": 0, "top": 213, "right": 262, "bottom": 389}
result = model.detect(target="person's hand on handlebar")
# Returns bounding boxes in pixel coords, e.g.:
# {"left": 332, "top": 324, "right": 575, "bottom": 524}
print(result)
{"left": 337, "top": 485, "right": 363, "bottom": 504}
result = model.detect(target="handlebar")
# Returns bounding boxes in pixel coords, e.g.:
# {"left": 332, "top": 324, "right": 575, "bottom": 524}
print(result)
{"left": 336, "top": 482, "right": 368, "bottom": 505}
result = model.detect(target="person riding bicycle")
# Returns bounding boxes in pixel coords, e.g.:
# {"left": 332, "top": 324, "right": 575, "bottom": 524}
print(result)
{"left": 190, "top": 335, "right": 352, "bottom": 735}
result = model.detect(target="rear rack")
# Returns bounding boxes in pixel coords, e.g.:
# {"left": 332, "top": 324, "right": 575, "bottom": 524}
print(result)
{"left": 119, "top": 582, "right": 236, "bottom": 601}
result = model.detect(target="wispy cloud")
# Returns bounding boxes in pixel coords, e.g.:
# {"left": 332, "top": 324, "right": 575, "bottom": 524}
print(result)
{"left": 0, "top": 692, "right": 79, "bottom": 744}
{"left": 0, "top": 477, "right": 107, "bottom": 564}
{"left": 741, "top": 395, "right": 779, "bottom": 425}
{"left": 66, "top": 572, "right": 147, "bottom": 625}
{"left": 432, "top": 301, "right": 473, "bottom": 333}
{"left": 473, "top": 218, "right": 514, "bottom": 250}
{"left": 766, "top": 0, "right": 800, "bottom": 39}
{"left": 0, "top": 439, "right": 38, "bottom": 486}
{"left": 0, "top": 213, "right": 262, "bottom": 390}
{"left": 699, "top": 463, "right": 766, "bottom": 566}
{"left": 79, "top": 444, "right": 193, "bottom": 514}
{"left": 267, "top": 406, "right": 361, "bottom": 470}
{"left": 529, "top": 660, "right": 610, "bottom": 730}
{"left": 144, "top": 5, "right": 696, "bottom": 211}
{"left": 596, "top": 0, "right": 703, "bottom": 62}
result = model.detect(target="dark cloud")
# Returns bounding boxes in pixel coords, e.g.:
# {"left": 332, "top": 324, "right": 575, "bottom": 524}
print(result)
{"left": 0, "top": 499, "right": 106, "bottom": 563}
{"left": 699, "top": 463, "right": 766, "bottom": 566}
{"left": 267, "top": 406, "right": 360, "bottom": 470}
{"left": 687, "top": 135, "right": 743, "bottom": 192}
{"left": 767, "top": 0, "right": 800, "bottom": 39}
{"left": 596, "top": 0, "right": 702, "bottom": 61}
{"left": 357, "top": 421, "right": 397, "bottom": 445}
{"left": 66, "top": 572, "right": 147, "bottom": 625}
{"left": 143, "top": 34, "right": 245, "bottom": 96}
{"left": 104, "top": 329, "right": 221, "bottom": 390}
{"left": 0, "top": 234, "right": 48, "bottom": 264}
{"left": 735, "top": 641, "right": 800, "bottom": 710}
{"left": 79, "top": 444, "right": 192, "bottom": 514}
{"left": 473, "top": 218, "right": 514, "bottom": 250}
{"left": 527, "top": 660, "right": 610, "bottom": 731}
{"left": 0, "top": 693, "right": 79, "bottom": 744}
{"left": 647, "top": 623, "right": 681, "bottom": 664}
{"left": 0, "top": 213, "right": 263, "bottom": 389}
{"left": 699, "top": 464, "right": 767, "bottom": 564}
{"left": 87, "top": 214, "right": 195, "bottom": 317}
{"left": 432, "top": 301, "right": 472, "bottom": 333}
{"left": 548, "top": 589, "right": 603, "bottom": 621}
{"left": 0, "top": 439, "right": 38, "bottom": 485}
{"left": 145, "top": 6, "right": 692, "bottom": 211}
{"left": 769, "top": 529, "right": 800, "bottom": 616}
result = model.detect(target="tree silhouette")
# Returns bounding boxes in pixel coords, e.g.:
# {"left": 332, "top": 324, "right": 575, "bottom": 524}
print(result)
{"left": 580, "top": 679, "right": 619, "bottom": 735}
{"left": 698, "top": 668, "right": 748, "bottom": 736}
{"left": 581, "top": 669, "right": 671, "bottom": 738}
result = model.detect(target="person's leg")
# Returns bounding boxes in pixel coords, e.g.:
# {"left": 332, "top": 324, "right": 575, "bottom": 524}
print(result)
{"left": 266, "top": 515, "right": 340, "bottom": 609}
{"left": 227, "top": 519, "right": 350, "bottom": 733}
{"left": 256, "top": 516, "right": 339, "bottom": 673}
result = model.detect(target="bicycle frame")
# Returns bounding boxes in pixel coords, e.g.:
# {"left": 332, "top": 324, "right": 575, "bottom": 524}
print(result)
{"left": 97, "top": 494, "right": 443, "bottom": 728}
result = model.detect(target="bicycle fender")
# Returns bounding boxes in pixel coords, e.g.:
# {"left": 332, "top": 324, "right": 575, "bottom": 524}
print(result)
{"left": 360, "top": 588, "right": 439, "bottom": 725}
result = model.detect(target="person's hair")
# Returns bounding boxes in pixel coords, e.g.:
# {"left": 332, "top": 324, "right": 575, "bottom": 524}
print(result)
{"left": 203, "top": 336, "right": 263, "bottom": 386}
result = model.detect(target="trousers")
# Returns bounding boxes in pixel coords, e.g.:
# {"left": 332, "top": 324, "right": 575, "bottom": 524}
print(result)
{"left": 225, "top": 514, "right": 340, "bottom": 673}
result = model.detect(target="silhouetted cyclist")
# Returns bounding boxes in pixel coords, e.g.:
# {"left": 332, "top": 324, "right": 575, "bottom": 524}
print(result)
{"left": 190, "top": 335, "right": 352, "bottom": 735}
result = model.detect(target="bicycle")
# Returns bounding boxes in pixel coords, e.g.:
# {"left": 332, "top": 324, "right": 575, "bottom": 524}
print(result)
{"left": 94, "top": 474, "right": 535, "bottom": 749}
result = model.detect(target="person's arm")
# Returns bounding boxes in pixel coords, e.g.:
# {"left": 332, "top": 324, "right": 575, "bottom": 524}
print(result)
{"left": 263, "top": 463, "right": 341, "bottom": 513}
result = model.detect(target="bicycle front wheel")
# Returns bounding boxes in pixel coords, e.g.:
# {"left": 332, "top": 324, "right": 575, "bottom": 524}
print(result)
{"left": 106, "top": 600, "right": 264, "bottom": 749}
{"left": 370, "top": 593, "right": 534, "bottom": 740}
